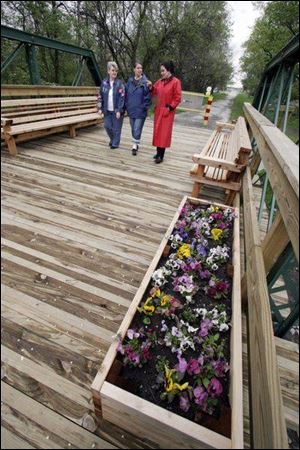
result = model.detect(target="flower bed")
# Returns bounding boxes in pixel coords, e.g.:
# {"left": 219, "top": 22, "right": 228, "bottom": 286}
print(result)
{"left": 92, "top": 197, "right": 243, "bottom": 449}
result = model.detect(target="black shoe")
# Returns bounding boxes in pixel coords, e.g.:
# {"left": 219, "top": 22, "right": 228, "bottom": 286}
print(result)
{"left": 155, "top": 157, "right": 163, "bottom": 164}
{"left": 153, "top": 154, "right": 158, "bottom": 159}
{"left": 109, "top": 142, "right": 112, "bottom": 148}
{"left": 132, "top": 148, "right": 137, "bottom": 155}
{"left": 111, "top": 146, "right": 119, "bottom": 149}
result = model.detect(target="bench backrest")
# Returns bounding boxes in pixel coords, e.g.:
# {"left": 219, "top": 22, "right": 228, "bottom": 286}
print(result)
{"left": 226, "top": 117, "right": 252, "bottom": 163}
{"left": 1, "top": 86, "right": 99, "bottom": 127}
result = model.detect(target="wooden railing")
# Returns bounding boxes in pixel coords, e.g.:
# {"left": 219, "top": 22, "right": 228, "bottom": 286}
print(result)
{"left": 241, "top": 103, "right": 299, "bottom": 448}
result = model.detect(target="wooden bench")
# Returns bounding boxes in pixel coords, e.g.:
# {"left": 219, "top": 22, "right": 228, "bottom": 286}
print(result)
{"left": 190, "top": 117, "right": 252, "bottom": 205}
{"left": 1, "top": 93, "right": 102, "bottom": 156}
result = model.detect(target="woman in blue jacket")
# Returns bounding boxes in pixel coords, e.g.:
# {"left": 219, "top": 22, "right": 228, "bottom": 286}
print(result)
{"left": 125, "top": 62, "right": 151, "bottom": 155}
{"left": 97, "top": 61, "right": 125, "bottom": 149}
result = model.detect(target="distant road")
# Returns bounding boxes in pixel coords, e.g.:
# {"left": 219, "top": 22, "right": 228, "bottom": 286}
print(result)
{"left": 174, "top": 87, "right": 241, "bottom": 130}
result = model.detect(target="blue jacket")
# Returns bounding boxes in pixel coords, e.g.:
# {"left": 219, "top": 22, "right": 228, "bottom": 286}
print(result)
{"left": 125, "top": 74, "right": 151, "bottom": 119}
{"left": 97, "top": 78, "right": 125, "bottom": 114}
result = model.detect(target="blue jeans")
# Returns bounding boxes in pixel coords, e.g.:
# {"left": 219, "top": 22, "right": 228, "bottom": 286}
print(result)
{"left": 130, "top": 117, "right": 146, "bottom": 145}
{"left": 104, "top": 111, "right": 124, "bottom": 147}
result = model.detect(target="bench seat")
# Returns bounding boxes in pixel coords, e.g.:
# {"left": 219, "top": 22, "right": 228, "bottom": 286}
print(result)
{"left": 190, "top": 117, "right": 252, "bottom": 205}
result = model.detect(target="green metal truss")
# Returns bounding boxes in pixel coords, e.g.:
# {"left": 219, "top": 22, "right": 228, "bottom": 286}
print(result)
{"left": 1, "top": 24, "right": 102, "bottom": 85}
{"left": 252, "top": 34, "right": 299, "bottom": 338}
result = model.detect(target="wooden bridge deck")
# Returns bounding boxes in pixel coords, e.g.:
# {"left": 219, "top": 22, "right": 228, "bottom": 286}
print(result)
{"left": 1, "top": 118, "right": 298, "bottom": 448}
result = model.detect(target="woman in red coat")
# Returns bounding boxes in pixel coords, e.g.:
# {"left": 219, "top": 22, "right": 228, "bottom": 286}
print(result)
{"left": 149, "top": 61, "right": 182, "bottom": 164}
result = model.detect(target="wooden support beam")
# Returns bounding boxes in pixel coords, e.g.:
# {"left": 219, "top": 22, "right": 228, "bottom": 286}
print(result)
{"left": 243, "top": 166, "right": 288, "bottom": 449}
{"left": 69, "top": 125, "right": 77, "bottom": 138}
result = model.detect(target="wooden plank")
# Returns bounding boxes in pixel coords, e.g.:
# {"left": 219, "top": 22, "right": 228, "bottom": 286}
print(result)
{"left": 1, "top": 382, "right": 116, "bottom": 449}
{"left": 230, "top": 194, "right": 244, "bottom": 449}
{"left": 1, "top": 427, "right": 35, "bottom": 449}
{"left": 192, "top": 155, "right": 243, "bottom": 172}
{"left": 9, "top": 113, "right": 101, "bottom": 135}
{"left": 1, "top": 85, "right": 98, "bottom": 97}
{"left": 243, "top": 103, "right": 299, "bottom": 262}
{"left": 1, "top": 96, "right": 97, "bottom": 107}
{"left": 2, "top": 102, "right": 97, "bottom": 117}
{"left": 216, "top": 121, "right": 235, "bottom": 130}
{"left": 242, "top": 316, "right": 299, "bottom": 434}
{"left": 190, "top": 175, "right": 241, "bottom": 191}
{"left": 101, "top": 382, "right": 231, "bottom": 449}
{"left": 9, "top": 107, "right": 98, "bottom": 125}
{"left": 242, "top": 166, "right": 288, "bottom": 449}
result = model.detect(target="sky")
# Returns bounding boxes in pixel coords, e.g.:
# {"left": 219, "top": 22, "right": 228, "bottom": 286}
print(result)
{"left": 227, "top": 1, "right": 262, "bottom": 87}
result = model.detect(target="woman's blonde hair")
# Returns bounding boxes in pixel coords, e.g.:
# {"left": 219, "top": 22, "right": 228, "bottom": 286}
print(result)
{"left": 107, "top": 61, "right": 118, "bottom": 71}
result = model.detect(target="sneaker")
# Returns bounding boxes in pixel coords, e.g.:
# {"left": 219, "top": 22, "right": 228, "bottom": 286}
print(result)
{"left": 111, "top": 146, "right": 119, "bottom": 149}
{"left": 155, "top": 157, "right": 163, "bottom": 164}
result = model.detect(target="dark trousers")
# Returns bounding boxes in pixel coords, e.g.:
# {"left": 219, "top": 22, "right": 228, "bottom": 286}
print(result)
{"left": 157, "top": 147, "right": 165, "bottom": 159}
{"left": 104, "top": 111, "right": 124, "bottom": 147}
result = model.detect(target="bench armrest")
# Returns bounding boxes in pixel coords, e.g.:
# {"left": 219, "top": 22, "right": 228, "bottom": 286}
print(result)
{"left": 1, "top": 117, "right": 13, "bottom": 127}
{"left": 192, "top": 154, "right": 245, "bottom": 173}
{"left": 216, "top": 121, "right": 235, "bottom": 130}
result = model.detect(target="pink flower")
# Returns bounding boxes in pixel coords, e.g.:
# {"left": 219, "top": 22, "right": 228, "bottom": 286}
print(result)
{"left": 179, "top": 394, "right": 190, "bottom": 412}
{"left": 199, "top": 319, "right": 213, "bottom": 337}
{"left": 187, "top": 358, "right": 201, "bottom": 375}
{"left": 176, "top": 356, "right": 188, "bottom": 373}
{"left": 212, "top": 360, "right": 229, "bottom": 378}
{"left": 194, "top": 386, "right": 208, "bottom": 406}
{"left": 207, "top": 378, "right": 223, "bottom": 397}
{"left": 127, "top": 329, "right": 139, "bottom": 340}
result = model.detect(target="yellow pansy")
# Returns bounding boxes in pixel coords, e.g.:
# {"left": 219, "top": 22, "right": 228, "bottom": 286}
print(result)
{"left": 164, "top": 366, "right": 189, "bottom": 393}
{"left": 177, "top": 243, "right": 191, "bottom": 259}
{"left": 173, "top": 382, "right": 189, "bottom": 391}
{"left": 211, "top": 228, "right": 223, "bottom": 241}
{"left": 143, "top": 298, "right": 155, "bottom": 314}
{"left": 161, "top": 294, "right": 170, "bottom": 307}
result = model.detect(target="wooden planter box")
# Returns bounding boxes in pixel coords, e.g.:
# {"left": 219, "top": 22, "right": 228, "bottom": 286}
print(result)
{"left": 92, "top": 196, "right": 243, "bottom": 449}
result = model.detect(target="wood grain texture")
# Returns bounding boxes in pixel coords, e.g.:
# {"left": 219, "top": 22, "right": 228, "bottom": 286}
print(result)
{"left": 242, "top": 166, "right": 288, "bottom": 449}
{"left": 243, "top": 103, "right": 299, "bottom": 262}
{"left": 1, "top": 116, "right": 297, "bottom": 448}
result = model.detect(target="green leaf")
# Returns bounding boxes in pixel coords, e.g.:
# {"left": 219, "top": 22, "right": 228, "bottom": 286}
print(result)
{"left": 203, "top": 378, "right": 210, "bottom": 389}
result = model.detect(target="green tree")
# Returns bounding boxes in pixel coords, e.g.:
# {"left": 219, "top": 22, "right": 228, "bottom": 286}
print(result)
{"left": 240, "top": 1, "right": 299, "bottom": 94}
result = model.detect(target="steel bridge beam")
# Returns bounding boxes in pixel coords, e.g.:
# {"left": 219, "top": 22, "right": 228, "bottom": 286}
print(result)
{"left": 1, "top": 25, "right": 101, "bottom": 85}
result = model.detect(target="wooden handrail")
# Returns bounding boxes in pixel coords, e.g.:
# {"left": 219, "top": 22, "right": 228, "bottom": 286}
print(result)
{"left": 243, "top": 167, "right": 288, "bottom": 449}
{"left": 243, "top": 103, "right": 299, "bottom": 262}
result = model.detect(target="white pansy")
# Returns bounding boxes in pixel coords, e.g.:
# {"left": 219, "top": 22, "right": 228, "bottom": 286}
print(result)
{"left": 219, "top": 323, "right": 229, "bottom": 332}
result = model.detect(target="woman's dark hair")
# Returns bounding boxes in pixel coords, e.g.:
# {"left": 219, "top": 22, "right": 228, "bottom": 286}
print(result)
{"left": 160, "top": 61, "right": 175, "bottom": 74}
{"left": 134, "top": 61, "right": 143, "bottom": 68}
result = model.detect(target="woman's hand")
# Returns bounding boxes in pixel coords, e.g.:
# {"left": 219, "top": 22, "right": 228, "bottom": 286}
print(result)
{"left": 116, "top": 111, "right": 121, "bottom": 119}
{"left": 146, "top": 80, "right": 153, "bottom": 89}
{"left": 98, "top": 110, "right": 103, "bottom": 118}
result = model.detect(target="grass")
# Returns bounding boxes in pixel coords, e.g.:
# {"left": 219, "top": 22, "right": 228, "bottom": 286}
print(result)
{"left": 230, "top": 92, "right": 253, "bottom": 121}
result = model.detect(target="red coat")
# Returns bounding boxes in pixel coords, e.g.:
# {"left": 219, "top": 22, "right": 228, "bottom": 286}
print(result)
{"left": 151, "top": 76, "right": 182, "bottom": 148}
